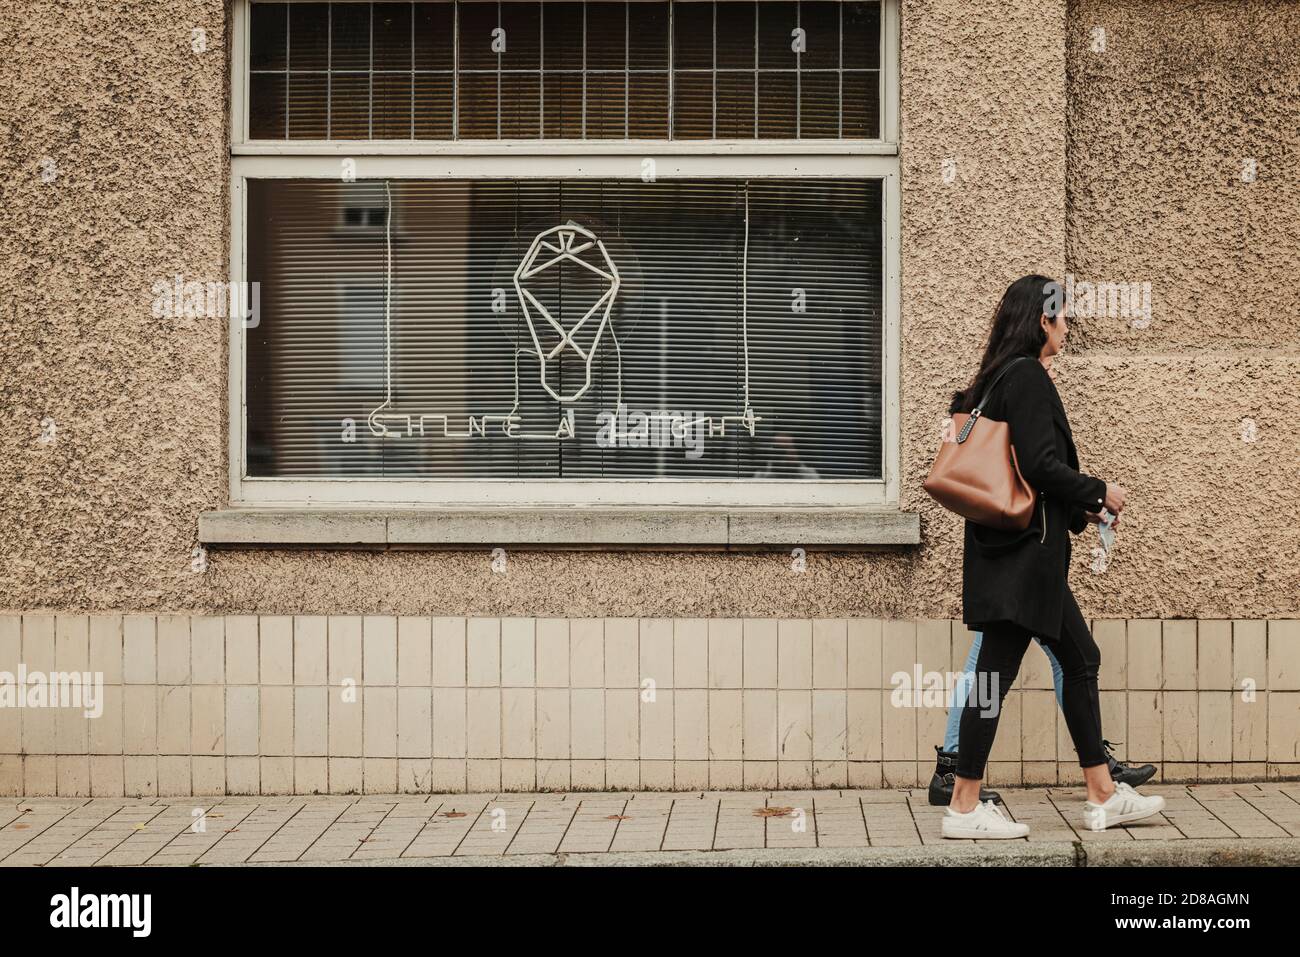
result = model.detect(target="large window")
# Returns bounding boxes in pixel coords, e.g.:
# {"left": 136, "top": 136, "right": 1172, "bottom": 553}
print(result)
{"left": 230, "top": 0, "right": 899, "bottom": 507}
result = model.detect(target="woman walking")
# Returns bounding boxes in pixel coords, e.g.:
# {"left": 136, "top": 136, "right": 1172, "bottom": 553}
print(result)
{"left": 940, "top": 275, "right": 1165, "bottom": 839}
{"left": 927, "top": 628, "right": 1157, "bottom": 807}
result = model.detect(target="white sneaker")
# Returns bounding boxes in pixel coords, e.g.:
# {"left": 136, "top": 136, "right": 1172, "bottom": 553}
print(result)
{"left": 1082, "top": 781, "right": 1166, "bottom": 831}
{"left": 942, "top": 800, "right": 1030, "bottom": 840}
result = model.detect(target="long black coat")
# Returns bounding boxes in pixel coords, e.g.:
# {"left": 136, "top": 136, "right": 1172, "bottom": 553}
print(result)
{"left": 956, "top": 358, "right": 1108, "bottom": 642}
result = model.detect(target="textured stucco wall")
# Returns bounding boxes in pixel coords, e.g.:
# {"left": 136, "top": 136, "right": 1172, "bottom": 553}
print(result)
{"left": 1, "top": 0, "right": 231, "bottom": 610}
{"left": 1061, "top": 0, "right": 1300, "bottom": 616}
{"left": 1, "top": 1, "right": 1296, "bottom": 619}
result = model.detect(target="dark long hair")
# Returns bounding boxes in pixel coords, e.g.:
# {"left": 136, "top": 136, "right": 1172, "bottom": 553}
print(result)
{"left": 950, "top": 274, "right": 1061, "bottom": 414}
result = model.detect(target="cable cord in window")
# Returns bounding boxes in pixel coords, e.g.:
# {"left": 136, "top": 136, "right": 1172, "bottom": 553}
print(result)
{"left": 367, "top": 179, "right": 395, "bottom": 437}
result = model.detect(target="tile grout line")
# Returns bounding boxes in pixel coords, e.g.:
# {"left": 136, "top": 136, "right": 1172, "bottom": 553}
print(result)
{"left": 1187, "top": 788, "right": 1247, "bottom": 839}
{"left": 447, "top": 798, "right": 492, "bottom": 857}
{"left": 290, "top": 801, "right": 356, "bottom": 863}
{"left": 346, "top": 798, "right": 403, "bottom": 860}
{"left": 499, "top": 798, "right": 537, "bottom": 856}
{"left": 393, "top": 798, "right": 446, "bottom": 860}
{"left": 0, "top": 797, "right": 93, "bottom": 864}
{"left": 23, "top": 801, "right": 150, "bottom": 867}
{"left": 550, "top": 796, "right": 585, "bottom": 854}
{"left": 856, "top": 794, "right": 873, "bottom": 848}
{"left": 224, "top": 800, "right": 311, "bottom": 864}
{"left": 147, "top": 802, "right": 258, "bottom": 866}
{"left": 77, "top": 803, "right": 174, "bottom": 867}
{"left": 606, "top": 797, "right": 628, "bottom": 854}
{"left": 902, "top": 791, "right": 924, "bottom": 846}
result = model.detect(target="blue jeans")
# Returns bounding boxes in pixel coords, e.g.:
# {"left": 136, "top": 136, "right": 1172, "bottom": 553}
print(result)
{"left": 942, "top": 631, "right": 1065, "bottom": 752}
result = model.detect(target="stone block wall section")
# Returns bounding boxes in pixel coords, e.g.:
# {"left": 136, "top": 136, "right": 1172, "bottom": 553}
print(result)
{"left": 0, "top": 615, "right": 1296, "bottom": 798}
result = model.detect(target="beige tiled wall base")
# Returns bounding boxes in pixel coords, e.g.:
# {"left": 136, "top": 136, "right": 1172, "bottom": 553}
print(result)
{"left": 0, "top": 615, "right": 1297, "bottom": 797}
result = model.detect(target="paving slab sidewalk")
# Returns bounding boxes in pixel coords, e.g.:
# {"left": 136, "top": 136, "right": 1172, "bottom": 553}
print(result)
{"left": 2, "top": 783, "right": 1299, "bottom": 867}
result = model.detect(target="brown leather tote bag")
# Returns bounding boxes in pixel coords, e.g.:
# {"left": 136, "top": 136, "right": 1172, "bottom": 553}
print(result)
{"left": 924, "top": 357, "right": 1035, "bottom": 530}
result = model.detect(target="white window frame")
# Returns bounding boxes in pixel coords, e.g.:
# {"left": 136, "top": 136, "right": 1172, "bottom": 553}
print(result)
{"left": 228, "top": 0, "right": 901, "bottom": 508}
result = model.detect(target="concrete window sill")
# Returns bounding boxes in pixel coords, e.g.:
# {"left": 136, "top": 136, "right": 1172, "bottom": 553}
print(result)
{"left": 197, "top": 507, "right": 921, "bottom": 549}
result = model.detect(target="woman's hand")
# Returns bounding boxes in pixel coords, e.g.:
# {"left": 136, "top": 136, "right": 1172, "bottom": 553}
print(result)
{"left": 1104, "top": 483, "right": 1127, "bottom": 514}
{"left": 1085, "top": 511, "right": 1121, "bottom": 529}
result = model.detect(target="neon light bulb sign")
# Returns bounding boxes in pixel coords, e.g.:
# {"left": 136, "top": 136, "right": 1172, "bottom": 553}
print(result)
{"left": 513, "top": 223, "right": 620, "bottom": 404}
{"left": 366, "top": 192, "right": 760, "bottom": 446}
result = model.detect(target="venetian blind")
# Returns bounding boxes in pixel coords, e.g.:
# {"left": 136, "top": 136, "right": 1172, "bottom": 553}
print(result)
{"left": 245, "top": 178, "right": 884, "bottom": 479}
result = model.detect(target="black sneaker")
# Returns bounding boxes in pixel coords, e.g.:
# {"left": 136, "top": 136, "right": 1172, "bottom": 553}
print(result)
{"left": 927, "top": 746, "right": 1003, "bottom": 806}
{"left": 1104, "top": 739, "right": 1156, "bottom": 788}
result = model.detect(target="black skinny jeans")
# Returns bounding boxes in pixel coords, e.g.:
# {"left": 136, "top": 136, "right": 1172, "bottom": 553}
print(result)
{"left": 955, "top": 587, "right": 1108, "bottom": 780}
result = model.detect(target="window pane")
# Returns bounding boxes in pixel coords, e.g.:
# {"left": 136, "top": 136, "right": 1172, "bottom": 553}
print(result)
{"left": 543, "top": 72, "right": 583, "bottom": 137}
{"left": 842, "top": 69, "right": 879, "bottom": 137}
{"left": 249, "top": 72, "right": 287, "bottom": 138}
{"left": 250, "top": 2, "right": 288, "bottom": 71}
{"left": 586, "top": 72, "right": 627, "bottom": 138}
{"left": 626, "top": 2, "right": 668, "bottom": 70}
{"left": 799, "top": 1, "right": 840, "bottom": 69}
{"left": 374, "top": 2, "right": 413, "bottom": 70}
{"left": 290, "top": 2, "right": 330, "bottom": 70}
{"left": 585, "top": 2, "right": 626, "bottom": 71}
{"left": 501, "top": 72, "right": 542, "bottom": 137}
{"left": 246, "top": 178, "right": 883, "bottom": 480}
{"left": 715, "top": 2, "right": 755, "bottom": 70}
{"left": 673, "top": 1, "right": 713, "bottom": 70}
{"left": 501, "top": 2, "right": 542, "bottom": 71}
{"left": 673, "top": 71, "right": 713, "bottom": 139}
{"left": 800, "top": 70, "right": 839, "bottom": 137}
{"left": 414, "top": 2, "right": 455, "bottom": 70}
{"left": 756, "top": 71, "right": 796, "bottom": 137}
{"left": 843, "top": 0, "right": 881, "bottom": 70}
{"left": 374, "top": 73, "right": 413, "bottom": 138}
{"left": 329, "top": 2, "right": 370, "bottom": 70}
{"left": 458, "top": 0, "right": 499, "bottom": 70}
{"left": 288, "top": 73, "right": 329, "bottom": 138}
{"left": 542, "top": 2, "right": 584, "bottom": 69}
{"left": 716, "top": 71, "right": 755, "bottom": 138}
{"left": 757, "top": 1, "right": 797, "bottom": 70}
{"left": 414, "top": 72, "right": 455, "bottom": 137}
{"left": 330, "top": 73, "right": 370, "bottom": 138}
{"left": 628, "top": 72, "right": 669, "bottom": 138}
{"left": 458, "top": 72, "right": 499, "bottom": 137}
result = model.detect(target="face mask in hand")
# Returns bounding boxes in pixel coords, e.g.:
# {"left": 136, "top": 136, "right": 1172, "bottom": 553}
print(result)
{"left": 1097, "top": 508, "right": 1117, "bottom": 555}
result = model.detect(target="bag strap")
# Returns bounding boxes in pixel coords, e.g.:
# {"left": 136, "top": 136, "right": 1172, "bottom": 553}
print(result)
{"left": 956, "top": 356, "right": 1031, "bottom": 443}
{"left": 974, "top": 355, "right": 1032, "bottom": 412}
